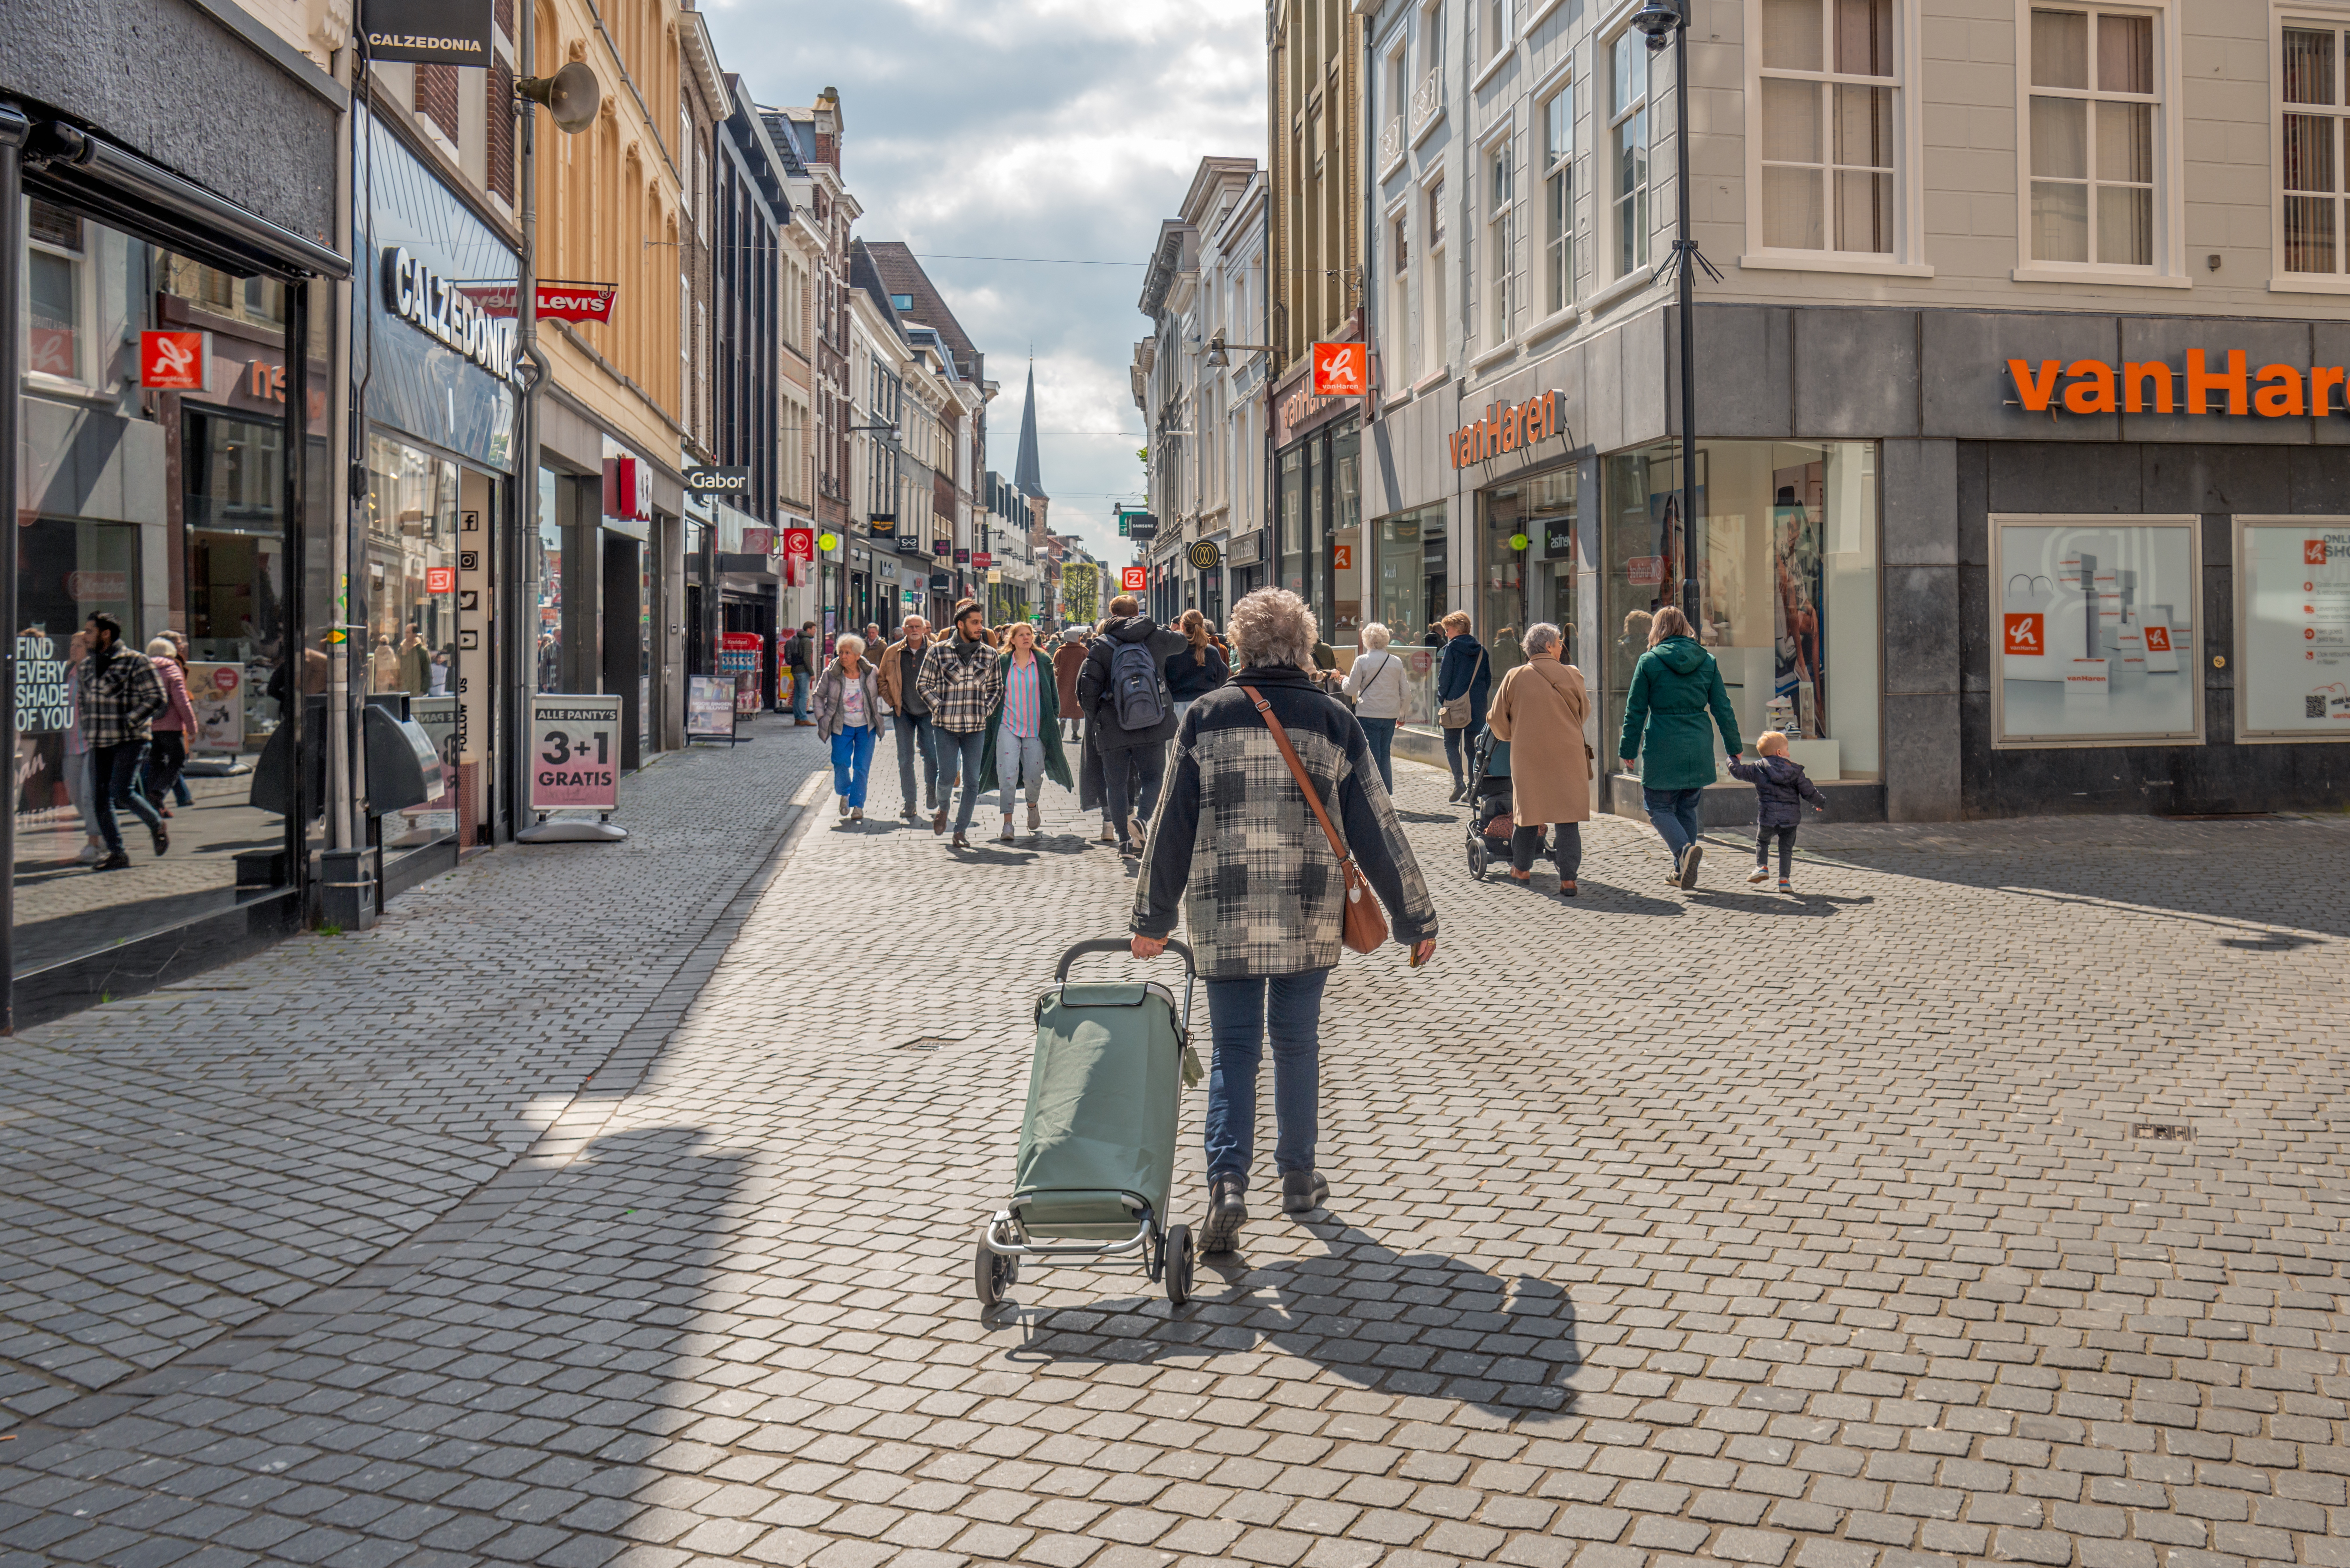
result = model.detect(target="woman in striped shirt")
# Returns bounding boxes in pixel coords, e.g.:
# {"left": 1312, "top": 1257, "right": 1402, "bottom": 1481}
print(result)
{"left": 982, "top": 622, "right": 1072, "bottom": 841}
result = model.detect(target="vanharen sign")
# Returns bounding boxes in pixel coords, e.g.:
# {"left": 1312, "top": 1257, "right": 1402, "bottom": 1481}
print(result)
{"left": 2009, "top": 350, "right": 2350, "bottom": 417}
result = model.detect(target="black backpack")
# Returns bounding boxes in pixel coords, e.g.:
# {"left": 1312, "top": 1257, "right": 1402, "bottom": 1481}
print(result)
{"left": 1108, "top": 638, "right": 1168, "bottom": 731}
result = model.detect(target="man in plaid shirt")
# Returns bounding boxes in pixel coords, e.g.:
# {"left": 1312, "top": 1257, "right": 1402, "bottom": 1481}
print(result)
{"left": 915, "top": 601, "right": 1005, "bottom": 847}
{"left": 77, "top": 613, "right": 170, "bottom": 869}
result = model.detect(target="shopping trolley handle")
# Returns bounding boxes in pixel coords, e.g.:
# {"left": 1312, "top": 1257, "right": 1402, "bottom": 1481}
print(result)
{"left": 1054, "top": 937, "right": 1195, "bottom": 982}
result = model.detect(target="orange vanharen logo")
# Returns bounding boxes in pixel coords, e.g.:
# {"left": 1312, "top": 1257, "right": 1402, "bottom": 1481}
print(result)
{"left": 2004, "top": 613, "right": 2043, "bottom": 656}
{"left": 1311, "top": 342, "right": 1367, "bottom": 396}
{"left": 2309, "top": 539, "right": 2332, "bottom": 565}
{"left": 2143, "top": 624, "right": 2172, "bottom": 652}
{"left": 1450, "top": 390, "right": 1565, "bottom": 468}
{"left": 2008, "top": 351, "right": 2350, "bottom": 416}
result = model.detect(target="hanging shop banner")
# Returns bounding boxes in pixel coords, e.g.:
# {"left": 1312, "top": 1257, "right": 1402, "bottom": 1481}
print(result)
{"left": 685, "top": 466, "right": 751, "bottom": 496}
{"left": 1121, "top": 565, "right": 1148, "bottom": 592}
{"left": 528, "top": 694, "right": 624, "bottom": 811}
{"left": 1311, "top": 342, "right": 1368, "bottom": 396}
{"left": 686, "top": 674, "right": 738, "bottom": 741}
{"left": 1990, "top": 516, "right": 2202, "bottom": 748}
{"left": 139, "top": 330, "right": 208, "bottom": 389}
{"left": 2233, "top": 518, "right": 2350, "bottom": 741}
{"left": 361, "top": 0, "right": 492, "bottom": 63}
{"left": 1187, "top": 540, "right": 1222, "bottom": 571}
{"left": 458, "top": 280, "right": 618, "bottom": 323}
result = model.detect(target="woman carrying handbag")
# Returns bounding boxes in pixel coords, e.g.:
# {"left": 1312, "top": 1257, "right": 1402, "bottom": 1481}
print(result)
{"left": 1434, "top": 611, "right": 1491, "bottom": 802}
{"left": 1340, "top": 622, "right": 1409, "bottom": 794}
{"left": 1131, "top": 589, "right": 1439, "bottom": 1256}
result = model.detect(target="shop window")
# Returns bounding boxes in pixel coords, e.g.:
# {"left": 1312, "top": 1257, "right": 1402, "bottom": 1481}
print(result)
{"left": 1610, "top": 28, "right": 1652, "bottom": 276}
{"left": 1423, "top": 175, "right": 1449, "bottom": 377}
{"left": 2282, "top": 23, "right": 2350, "bottom": 275}
{"left": 1371, "top": 504, "right": 1449, "bottom": 724}
{"left": 2232, "top": 516, "right": 2350, "bottom": 740}
{"left": 1333, "top": 427, "right": 1362, "bottom": 645}
{"left": 1991, "top": 515, "right": 2200, "bottom": 747}
{"left": 184, "top": 411, "right": 290, "bottom": 747}
{"left": 2024, "top": 5, "right": 2158, "bottom": 268}
{"left": 1482, "top": 469, "right": 1579, "bottom": 683}
{"left": 364, "top": 436, "right": 460, "bottom": 845}
{"left": 1602, "top": 441, "right": 1880, "bottom": 780}
{"left": 1543, "top": 84, "right": 1576, "bottom": 313}
{"left": 1485, "top": 141, "right": 1516, "bottom": 342}
{"left": 1755, "top": 0, "right": 1898, "bottom": 254}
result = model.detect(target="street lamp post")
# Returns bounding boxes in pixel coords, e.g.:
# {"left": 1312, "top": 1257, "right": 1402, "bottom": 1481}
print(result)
{"left": 1631, "top": 0, "right": 1721, "bottom": 628}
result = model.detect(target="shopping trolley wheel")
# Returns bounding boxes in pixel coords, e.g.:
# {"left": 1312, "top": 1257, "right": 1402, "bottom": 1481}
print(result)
{"left": 1165, "top": 1225, "right": 1194, "bottom": 1307}
{"left": 1467, "top": 840, "right": 1488, "bottom": 881}
{"left": 974, "top": 1240, "right": 1015, "bottom": 1307}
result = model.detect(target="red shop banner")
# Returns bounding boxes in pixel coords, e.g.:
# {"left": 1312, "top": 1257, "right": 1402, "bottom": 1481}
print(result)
{"left": 458, "top": 281, "right": 618, "bottom": 324}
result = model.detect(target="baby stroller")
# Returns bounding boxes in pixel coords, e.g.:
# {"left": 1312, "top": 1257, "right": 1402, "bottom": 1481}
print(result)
{"left": 1464, "top": 727, "right": 1549, "bottom": 880}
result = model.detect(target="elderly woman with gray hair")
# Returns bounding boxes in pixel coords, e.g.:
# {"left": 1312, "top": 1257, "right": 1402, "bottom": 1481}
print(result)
{"left": 1130, "top": 588, "right": 1440, "bottom": 1255}
{"left": 1484, "top": 622, "right": 1592, "bottom": 895}
{"left": 1339, "top": 621, "right": 1408, "bottom": 792}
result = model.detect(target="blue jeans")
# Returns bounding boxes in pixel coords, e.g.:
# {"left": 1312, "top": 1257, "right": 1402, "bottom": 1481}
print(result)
{"left": 1203, "top": 968, "right": 1332, "bottom": 1188}
{"left": 930, "top": 727, "right": 991, "bottom": 832}
{"left": 1642, "top": 785, "right": 1706, "bottom": 863}
{"left": 790, "top": 667, "right": 810, "bottom": 721}
{"left": 895, "top": 712, "right": 938, "bottom": 808}
{"left": 91, "top": 740, "right": 161, "bottom": 855}
{"left": 1357, "top": 717, "right": 1397, "bottom": 794}
{"left": 830, "top": 725, "right": 876, "bottom": 807}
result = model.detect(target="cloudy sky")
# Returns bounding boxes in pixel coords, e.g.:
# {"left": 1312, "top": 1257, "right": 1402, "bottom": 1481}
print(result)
{"left": 704, "top": 0, "right": 1265, "bottom": 567}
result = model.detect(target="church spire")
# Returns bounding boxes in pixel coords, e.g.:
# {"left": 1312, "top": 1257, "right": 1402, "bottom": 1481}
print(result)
{"left": 1013, "top": 360, "right": 1046, "bottom": 501}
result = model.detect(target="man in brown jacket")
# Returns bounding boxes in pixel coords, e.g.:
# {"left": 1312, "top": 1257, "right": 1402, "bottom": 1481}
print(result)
{"left": 876, "top": 616, "right": 937, "bottom": 820}
{"left": 1052, "top": 629, "right": 1089, "bottom": 743}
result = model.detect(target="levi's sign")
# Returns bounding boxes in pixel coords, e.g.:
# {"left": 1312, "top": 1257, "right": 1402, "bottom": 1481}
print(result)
{"left": 2008, "top": 350, "right": 2350, "bottom": 417}
{"left": 1450, "top": 390, "right": 1565, "bottom": 468}
{"left": 383, "top": 247, "right": 516, "bottom": 380}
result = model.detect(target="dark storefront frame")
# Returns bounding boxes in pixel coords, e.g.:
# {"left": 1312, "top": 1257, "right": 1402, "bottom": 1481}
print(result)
{"left": 3, "top": 108, "right": 347, "bottom": 1029}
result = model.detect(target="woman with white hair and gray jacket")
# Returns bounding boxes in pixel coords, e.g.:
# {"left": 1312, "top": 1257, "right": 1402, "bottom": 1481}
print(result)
{"left": 1130, "top": 588, "right": 1439, "bottom": 1255}
{"left": 1339, "top": 621, "right": 1408, "bottom": 792}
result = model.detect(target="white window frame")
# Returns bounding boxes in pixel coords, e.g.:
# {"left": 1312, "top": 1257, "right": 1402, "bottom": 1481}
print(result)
{"left": 2271, "top": 4, "right": 2350, "bottom": 294}
{"left": 1414, "top": 0, "right": 1450, "bottom": 147}
{"left": 1536, "top": 61, "right": 1580, "bottom": 328}
{"left": 1482, "top": 119, "right": 1518, "bottom": 347}
{"left": 2010, "top": 0, "right": 2189, "bottom": 288}
{"left": 1603, "top": 21, "right": 1654, "bottom": 283}
{"left": 1738, "top": 0, "right": 1934, "bottom": 278}
{"left": 1381, "top": 30, "right": 1412, "bottom": 177}
{"left": 1420, "top": 164, "right": 1451, "bottom": 384}
{"left": 1385, "top": 195, "right": 1415, "bottom": 387}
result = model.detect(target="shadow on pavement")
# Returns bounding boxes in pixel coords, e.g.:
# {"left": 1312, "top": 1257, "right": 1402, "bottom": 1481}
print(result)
{"left": 994, "top": 1216, "right": 1581, "bottom": 1424}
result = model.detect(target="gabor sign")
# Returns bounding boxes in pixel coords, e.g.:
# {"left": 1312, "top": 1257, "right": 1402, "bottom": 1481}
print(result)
{"left": 2008, "top": 351, "right": 2350, "bottom": 417}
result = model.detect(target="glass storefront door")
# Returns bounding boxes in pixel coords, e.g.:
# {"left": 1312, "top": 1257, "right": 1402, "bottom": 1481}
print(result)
{"left": 1481, "top": 468, "right": 1578, "bottom": 675}
{"left": 14, "top": 205, "right": 307, "bottom": 981}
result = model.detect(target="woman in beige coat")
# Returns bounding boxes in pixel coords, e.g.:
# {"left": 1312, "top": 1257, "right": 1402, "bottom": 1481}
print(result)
{"left": 1484, "top": 622, "right": 1592, "bottom": 896}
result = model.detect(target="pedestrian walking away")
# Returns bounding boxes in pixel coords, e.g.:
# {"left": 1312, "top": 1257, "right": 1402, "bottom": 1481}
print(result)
{"left": 917, "top": 602, "right": 1007, "bottom": 848}
{"left": 1730, "top": 729, "right": 1827, "bottom": 892}
{"left": 1434, "top": 611, "right": 1491, "bottom": 801}
{"left": 1166, "top": 609, "right": 1228, "bottom": 722}
{"left": 59, "top": 630, "right": 107, "bottom": 865}
{"left": 877, "top": 616, "right": 939, "bottom": 821}
{"left": 1077, "top": 594, "right": 1187, "bottom": 855}
{"left": 786, "top": 621, "right": 819, "bottom": 724}
{"left": 812, "top": 634, "right": 882, "bottom": 824}
{"left": 1483, "top": 622, "right": 1593, "bottom": 895}
{"left": 1131, "top": 588, "right": 1439, "bottom": 1254}
{"left": 1339, "top": 621, "right": 1407, "bottom": 793}
{"left": 978, "top": 622, "right": 1072, "bottom": 840}
{"left": 142, "top": 637, "right": 198, "bottom": 818}
{"left": 1052, "top": 628, "right": 1088, "bottom": 744}
{"left": 1617, "top": 605, "right": 1745, "bottom": 890}
{"left": 76, "top": 612, "right": 169, "bottom": 870}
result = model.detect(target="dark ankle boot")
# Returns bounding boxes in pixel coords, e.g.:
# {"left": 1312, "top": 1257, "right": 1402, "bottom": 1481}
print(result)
{"left": 1199, "top": 1177, "right": 1247, "bottom": 1253}
{"left": 1280, "top": 1170, "right": 1329, "bottom": 1214}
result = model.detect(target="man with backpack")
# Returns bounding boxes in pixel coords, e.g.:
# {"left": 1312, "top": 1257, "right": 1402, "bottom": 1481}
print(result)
{"left": 785, "top": 622, "right": 819, "bottom": 725}
{"left": 1076, "top": 594, "right": 1186, "bottom": 856}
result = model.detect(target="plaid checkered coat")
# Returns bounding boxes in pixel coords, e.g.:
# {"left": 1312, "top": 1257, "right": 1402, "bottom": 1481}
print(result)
{"left": 1132, "top": 665, "right": 1438, "bottom": 978}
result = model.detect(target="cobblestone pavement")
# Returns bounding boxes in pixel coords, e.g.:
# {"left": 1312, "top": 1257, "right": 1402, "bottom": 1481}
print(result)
{"left": 3, "top": 733, "right": 2348, "bottom": 1568}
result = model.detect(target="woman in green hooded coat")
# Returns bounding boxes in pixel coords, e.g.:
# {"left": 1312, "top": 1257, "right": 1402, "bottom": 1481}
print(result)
{"left": 978, "top": 622, "right": 1074, "bottom": 840}
{"left": 1616, "top": 605, "right": 1744, "bottom": 889}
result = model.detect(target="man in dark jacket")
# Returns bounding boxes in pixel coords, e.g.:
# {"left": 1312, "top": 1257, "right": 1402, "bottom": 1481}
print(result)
{"left": 1076, "top": 595, "right": 1187, "bottom": 854}
{"left": 1435, "top": 614, "right": 1493, "bottom": 801}
{"left": 1052, "top": 630, "right": 1089, "bottom": 743}
{"left": 785, "top": 622, "right": 819, "bottom": 724}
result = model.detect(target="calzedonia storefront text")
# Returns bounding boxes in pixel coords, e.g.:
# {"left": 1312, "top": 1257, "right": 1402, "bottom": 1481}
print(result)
{"left": 1358, "top": 302, "right": 2350, "bottom": 820}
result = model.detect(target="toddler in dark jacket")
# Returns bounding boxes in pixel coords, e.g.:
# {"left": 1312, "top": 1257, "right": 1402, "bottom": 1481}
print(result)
{"left": 1727, "top": 730, "right": 1825, "bottom": 891}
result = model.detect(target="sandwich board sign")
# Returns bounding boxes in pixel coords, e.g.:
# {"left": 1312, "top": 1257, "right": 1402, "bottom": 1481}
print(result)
{"left": 686, "top": 674, "right": 739, "bottom": 742}
{"left": 518, "top": 693, "right": 628, "bottom": 841}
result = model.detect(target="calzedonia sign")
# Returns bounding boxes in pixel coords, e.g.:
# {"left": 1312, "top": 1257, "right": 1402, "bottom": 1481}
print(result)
{"left": 1450, "top": 390, "right": 1566, "bottom": 468}
{"left": 383, "top": 247, "right": 516, "bottom": 380}
{"left": 2008, "top": 350, "right": 2350, "bottom": 417}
